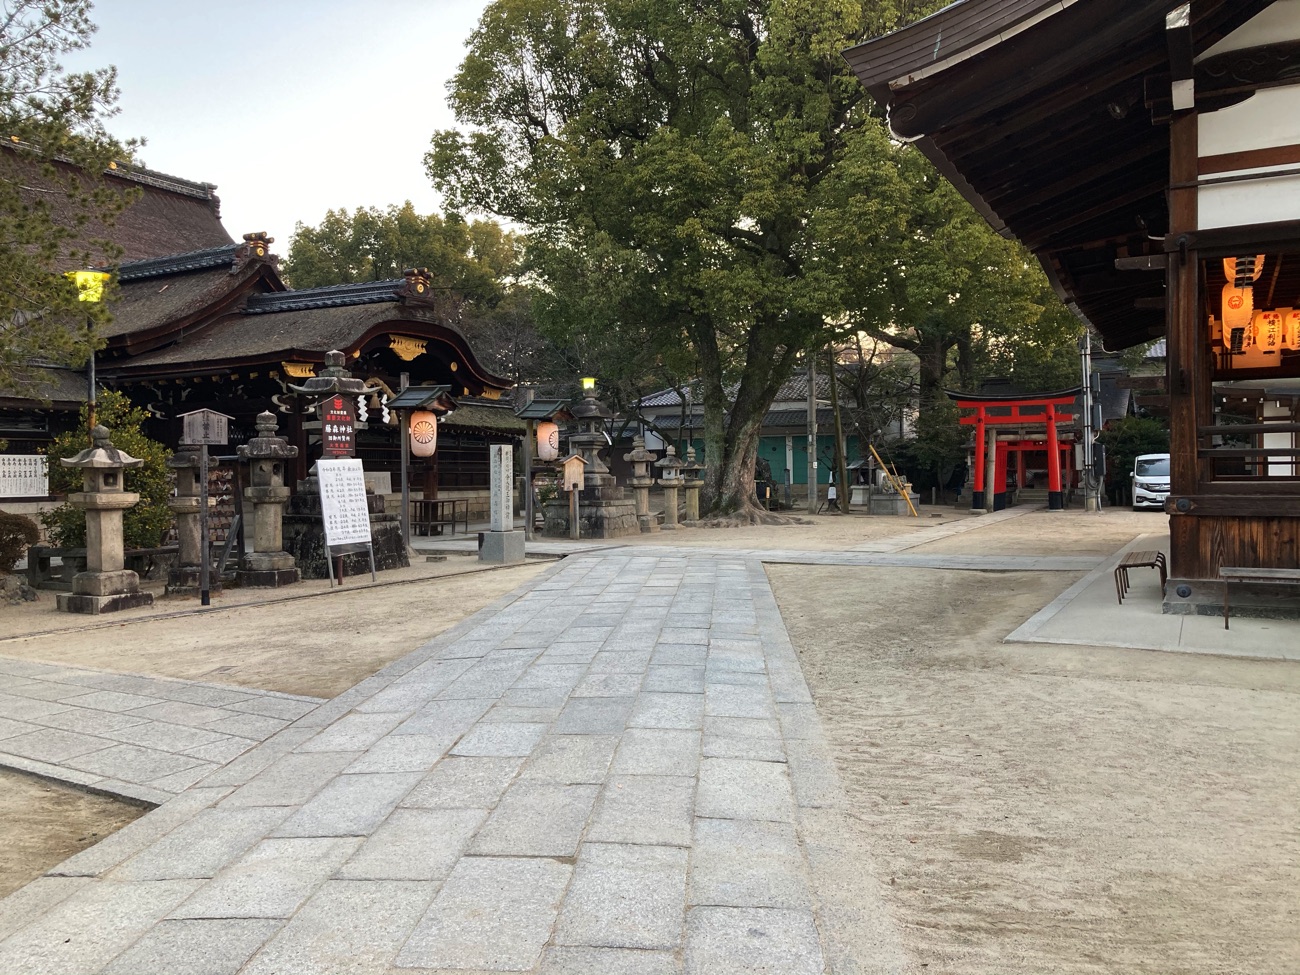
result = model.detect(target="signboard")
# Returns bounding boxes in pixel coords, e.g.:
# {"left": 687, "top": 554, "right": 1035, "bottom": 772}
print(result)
{"left": 0, "top": 455, "right": 48, "bottom": 498}
{"left": 179, "top": 409, "right": 231, "bottom": 446}
{"left": 320, "top": 396, "right": 356, "bottom": 458}
{"left": 317, "top": 459, "right": 373, "bottom": 547}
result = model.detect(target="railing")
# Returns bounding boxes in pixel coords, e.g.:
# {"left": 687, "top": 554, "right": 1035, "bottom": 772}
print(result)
{"left": 410, "top": 499, "right": 470, "bottom": 537}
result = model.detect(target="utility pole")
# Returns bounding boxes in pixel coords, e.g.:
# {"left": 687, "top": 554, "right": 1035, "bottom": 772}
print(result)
{"left": 806, "top": 353, "right": 818, "bottom": 513}
{"left": 1079, "top": 333, "right": 1100, "bottom": 512}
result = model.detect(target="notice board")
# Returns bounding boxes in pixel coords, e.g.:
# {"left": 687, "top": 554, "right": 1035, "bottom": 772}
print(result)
{"left": 317, "top": 459, "right": 372, "bottom": 547}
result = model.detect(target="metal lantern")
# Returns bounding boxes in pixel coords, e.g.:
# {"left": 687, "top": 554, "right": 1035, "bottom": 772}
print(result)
{"left": 409, "top": 410, "right": 438, "bottom": 458}
{"left": 537, "top": 420, "right": 560, "bottom": 462}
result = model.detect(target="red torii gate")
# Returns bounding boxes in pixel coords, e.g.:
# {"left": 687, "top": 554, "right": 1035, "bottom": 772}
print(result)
{"left": 953, "top": 390, "right": 1080, "bottom": 512}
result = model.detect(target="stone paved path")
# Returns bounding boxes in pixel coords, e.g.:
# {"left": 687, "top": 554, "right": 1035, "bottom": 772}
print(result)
{"left": 0, "top": 660, "right": 323, "bottom": 805}
{"left": 0, "top": 552, "right": 895, "bottom": 974}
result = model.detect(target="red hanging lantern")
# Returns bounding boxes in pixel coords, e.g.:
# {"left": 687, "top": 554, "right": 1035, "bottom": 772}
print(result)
{"left": 536, "top": 420, "right": 560, "bottom": 462}
{"left": 409, "top": 410, "right": 438, "bottom": 457}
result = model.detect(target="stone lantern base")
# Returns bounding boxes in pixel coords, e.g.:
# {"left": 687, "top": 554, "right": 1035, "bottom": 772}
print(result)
{"left": 238, "top": 552, "right": 301, "bottom": 588}
{"left": 57, "top": 569, "right": 154, "bottom": 615}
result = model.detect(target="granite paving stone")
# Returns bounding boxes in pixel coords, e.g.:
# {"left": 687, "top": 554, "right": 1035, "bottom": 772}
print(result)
{"left": 520, "top": 734, "right": 619, "bottom": 783}
{"left": 298, "top": 712, "right": 407, "bottom": 752}
{"left": 169, "top": 836, "right": 360, "bottom": 919}
{"left": 112, "top": 806, "right": 291, "bottom": 881}
{"left": 272, "top": 772, "right": 422, "bottom": 837}
{"left": 99, "top": 918, "right": 282, "bottom": 975}
{"left": 395, "top": 857, "right": 571, "bottom": 971}
{"left": 0, "top": 879, "right": 202, "bottom": 975}
{"left": 470, "top": 780, "right": 599, "bottom": 856}
{"left": 553, "top": 695, "right": 635, "bottom": 734}
{"left": 337, "top": 807, "right": 485, "bottom": 880}
{"left": 0, "top": 727, "right": 110, "bottom": 763}
{"left": 65, "top": 742, "right": 206, "bottom": 785}
{"left": 690, "top": 819, "right": 813, "bottom": 909}
{"left": 684, "top": 906, "right": 825, "bottom": 975}
{"left": 703, "top": 733, "right": 787, "bottom": 763}
{"left": 450, "top": 720, "right": 547, "bottom": 757}
{"left": 555, "top": 842, "right": 689, "bottom": 950}
{"left": 696, "top": 757, "right": 796, "bottom": 823}
{"left": 221, "top": 751, "right": 360, "bottom": 808}
{"left": 240, "top": 879, "right": 437, "bottom": 975}
{"left": 628, "top": 691, "right": 705, "bottom": 730}
{"left": 588, "top": 774, "right": 696, "bottom": 847}
{"left": 401, "top": 755, "right": 525, "bottom": 809}
{"left": 539, "top": 946, "right": 683, "bottom": 975}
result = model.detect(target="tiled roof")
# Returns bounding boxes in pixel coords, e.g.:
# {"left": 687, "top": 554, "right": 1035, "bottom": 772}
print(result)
{"left": 244, "top": 281, "right": 406, "bottom": 314}
{"left": 639, "top": 373, "right": 835, "bottom": 408}
{"left": 114, "top": 245, "right": 241, "bottom": 282}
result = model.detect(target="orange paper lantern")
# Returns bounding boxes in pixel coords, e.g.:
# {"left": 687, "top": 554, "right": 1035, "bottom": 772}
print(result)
{"left": 409, "top": 410, "right": 438, "bottom": 457}
{"left": 537, "top": 421, "right": 560, "bottom": 462}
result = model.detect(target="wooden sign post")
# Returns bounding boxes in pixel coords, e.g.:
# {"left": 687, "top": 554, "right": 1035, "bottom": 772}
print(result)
{"left": 179, "top": 409, "right": 232, "bottom": 606}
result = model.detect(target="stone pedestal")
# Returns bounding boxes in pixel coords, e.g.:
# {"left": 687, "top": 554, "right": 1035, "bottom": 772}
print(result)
{"left": 165, "top": 447, "right": 208, "bottom": 596}
{"left": 479, "top": 530, "right": 525, "bottom": 563}
{"left": 237, "top": 412, "right": 301, "bottom": 587}
{"left": 56, "top": 426, "right": 154, "bottom": 615}
{"left": 625, "top": 437, "right": 658, "bottom": 533}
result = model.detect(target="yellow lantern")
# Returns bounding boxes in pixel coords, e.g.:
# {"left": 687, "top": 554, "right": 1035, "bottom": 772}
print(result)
{"left": 537, "top": 420, "right": 560, "bottom": 462}
{"left": 409, "top": 410, "right": 438, "bottom": 458}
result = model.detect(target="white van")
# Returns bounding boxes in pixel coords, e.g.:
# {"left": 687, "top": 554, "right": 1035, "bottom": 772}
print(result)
{"left": 1132, "top": 453, "right": 1170, "bottom": 510}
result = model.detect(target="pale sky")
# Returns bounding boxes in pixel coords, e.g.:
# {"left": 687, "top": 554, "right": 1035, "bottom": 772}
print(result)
{"left": 66, "top": 0, "right": 491, "bottom": 255}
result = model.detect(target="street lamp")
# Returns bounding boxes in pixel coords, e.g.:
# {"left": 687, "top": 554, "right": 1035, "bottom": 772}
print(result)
{"left": 65, "top": 269, "right": 112, "bottom": 440}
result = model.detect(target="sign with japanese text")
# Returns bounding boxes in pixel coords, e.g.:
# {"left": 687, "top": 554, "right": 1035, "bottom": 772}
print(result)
{"left": 320, "top": 396, "right": 356, "bottom": 458}
{"left": 0, "top": 455, "right": 48, "bottom": 498}
{"left": 317, "top": 459, "right": 372, "bottom": 547}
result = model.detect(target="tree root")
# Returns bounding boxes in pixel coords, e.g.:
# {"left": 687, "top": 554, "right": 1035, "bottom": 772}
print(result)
{"left": 697, "top": 507, "right": 809, "bottom": 527}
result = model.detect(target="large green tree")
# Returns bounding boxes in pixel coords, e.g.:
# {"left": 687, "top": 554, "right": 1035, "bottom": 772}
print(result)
{"left": 428, "top": 0, "right": 955, "bottom": 517}
{"left": 0, "top": 0, "right": 136, "bottom": 396}
{"left": 281, "top": 202, "right": 517, "bottom": 307}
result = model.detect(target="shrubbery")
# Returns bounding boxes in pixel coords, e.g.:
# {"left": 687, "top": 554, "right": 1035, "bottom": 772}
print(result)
{"left": 41, "top": 390, "right": 172, "bottom": 550}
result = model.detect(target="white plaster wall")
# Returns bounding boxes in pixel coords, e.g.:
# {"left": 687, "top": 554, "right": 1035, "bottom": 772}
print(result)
{"left": 1199, "top": 0, "right": 1300, "bottom": 60}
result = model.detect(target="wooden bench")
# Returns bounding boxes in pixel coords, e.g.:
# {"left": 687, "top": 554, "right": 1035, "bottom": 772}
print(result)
{"left": 1219, "top": 566, "right": 1300, "bottom": 630}
{"left": 411, "top": 498, "right": 470, "bottom": 537}
{"left": 1114, "top": 550, "right": 1167, "bottom": 604}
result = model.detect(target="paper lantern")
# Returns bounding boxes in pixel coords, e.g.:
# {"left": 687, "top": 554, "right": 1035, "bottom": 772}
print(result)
{"left": 537, "top": 421, "right": 560, "bottom": 462}
{"left": 409, "top": 410, "right": 438, "bottom": 457}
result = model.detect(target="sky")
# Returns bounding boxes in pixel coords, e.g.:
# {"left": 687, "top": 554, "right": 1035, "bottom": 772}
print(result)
{"left": 65, "top": 0, "right": 491, "bottom": 253}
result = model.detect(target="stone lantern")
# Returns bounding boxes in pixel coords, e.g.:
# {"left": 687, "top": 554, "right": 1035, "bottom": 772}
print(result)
{"left": 165, "top": 447, "right": 206, "bottom": 596}
{"left": 624, "top": 436, "right": 658, "bottom": 533}
{"left": 681, "top": 444, "right": 707, "bottom": 526}
{"left": 237, "top": 411, "right": 300, "bottom": 587}
{"left": 56, "top": 425, "right": 155, "bottom": 614}
{"left": 655, "top": 445, "right": 686, "bottom": 530}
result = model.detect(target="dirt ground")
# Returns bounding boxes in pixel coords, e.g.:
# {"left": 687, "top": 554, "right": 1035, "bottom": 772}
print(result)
{"left": 771, "top": 558, "right": 1300, "bottom": 974}
{"left": 0, "top": 770, "right": 145, "bottom": 899}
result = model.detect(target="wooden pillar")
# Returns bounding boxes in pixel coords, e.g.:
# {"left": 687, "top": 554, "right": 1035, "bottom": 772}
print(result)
{"left": 1167, "top": 102, "right": 1201, "bottom": 578}
{"left": 972, "top": 409, "right": 986, "bottom": 510}
{"left": 1046, "top": 405, "right": 1063, "bottom": 510}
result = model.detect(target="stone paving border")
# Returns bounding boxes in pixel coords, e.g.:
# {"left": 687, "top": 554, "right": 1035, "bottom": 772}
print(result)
{"left": 0, "top": 658, "right": 322, "bottom": 805}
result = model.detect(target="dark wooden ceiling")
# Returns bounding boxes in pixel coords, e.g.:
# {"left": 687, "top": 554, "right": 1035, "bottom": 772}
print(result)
{"left": 845, "top": 0, "right": 1274, "bottom": 351}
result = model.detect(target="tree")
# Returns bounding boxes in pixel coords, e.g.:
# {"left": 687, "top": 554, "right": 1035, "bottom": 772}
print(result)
{"left": 42, "top": 389, "right": 171, "bottom": 550}
{"left": 428, "top": 0, "right": 955, "bottom": 518}
{"left": 0, "top": 0, "right": 137, "bottom": 396}
{"left": 844, "top": 160, "right": 1082, "bottom": 409}
{"left": 281, "top": 202, "right": 517, "bottom": 310}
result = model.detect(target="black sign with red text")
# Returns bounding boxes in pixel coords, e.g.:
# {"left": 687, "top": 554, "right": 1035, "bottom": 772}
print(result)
{"left": 320, "top": 395, "right": 356, "bottom": 458}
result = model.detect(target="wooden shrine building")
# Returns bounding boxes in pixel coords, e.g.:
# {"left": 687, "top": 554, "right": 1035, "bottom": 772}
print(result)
{"left": 847, "top": 0, "right": 1300, "bottom": 614}
{"left": 0, "top": 154, "right": 516, "bottom": 514}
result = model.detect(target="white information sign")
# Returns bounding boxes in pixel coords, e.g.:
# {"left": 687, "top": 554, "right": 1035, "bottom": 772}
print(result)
{"left": 317, "top": 459, "right": 373, "bottom": 547}
{"left": 0, "top": 455, "right": 49, "bottom": 498}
